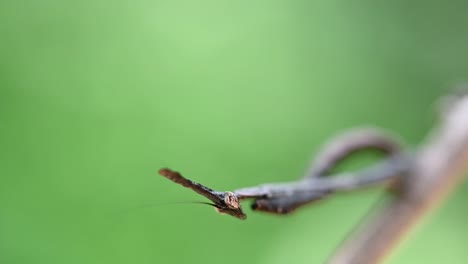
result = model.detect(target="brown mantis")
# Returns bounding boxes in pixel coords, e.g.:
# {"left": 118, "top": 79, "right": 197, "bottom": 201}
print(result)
{"left": 159, "top": 127, "right": 412, "bottom": 220}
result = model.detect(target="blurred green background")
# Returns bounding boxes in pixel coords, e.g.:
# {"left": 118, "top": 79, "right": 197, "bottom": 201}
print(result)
{"left": 2, "top": 0, "right": 468, "bottom": 263}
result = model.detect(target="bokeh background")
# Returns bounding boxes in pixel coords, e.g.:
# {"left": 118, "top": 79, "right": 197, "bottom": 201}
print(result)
{"left": 2, "top": 0, "right": 468, "bottom": 263}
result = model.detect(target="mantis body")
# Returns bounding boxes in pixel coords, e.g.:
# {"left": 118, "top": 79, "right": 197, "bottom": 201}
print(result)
{"left": 159, "top": 128, "right": 411, "bottom": 220}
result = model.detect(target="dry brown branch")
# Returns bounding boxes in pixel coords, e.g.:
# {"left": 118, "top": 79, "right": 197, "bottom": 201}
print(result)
{"left": 329, "top": 94, "right": 468, "bottom": 264}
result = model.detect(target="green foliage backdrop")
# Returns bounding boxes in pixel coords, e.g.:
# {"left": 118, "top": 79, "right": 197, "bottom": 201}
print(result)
{"left": 2, "top": 0, "right": 468, "bottom": 263}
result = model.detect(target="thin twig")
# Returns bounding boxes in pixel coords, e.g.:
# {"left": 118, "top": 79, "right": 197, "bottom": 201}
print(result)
{"left": 329, "top": 94, "right": 468, "bottom": 264}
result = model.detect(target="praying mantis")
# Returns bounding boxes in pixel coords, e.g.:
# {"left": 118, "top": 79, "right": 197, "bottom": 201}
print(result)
{"left": 159, "top": 127, "right": 411, "bottom": 220}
